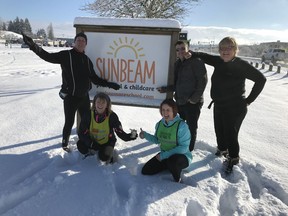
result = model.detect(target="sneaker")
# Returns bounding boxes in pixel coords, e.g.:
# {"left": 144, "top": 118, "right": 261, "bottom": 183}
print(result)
{"left": 62, "top": 146, "right": 70, "bottom": 152}
{"left": 224, "top": 156, "right": 240, "bottom": 173}
{"left": 215, "top": 148, "right": 228, "bottom": 157}
{"left": 62, "top": 140, "right": 70, "bottom": 152}
{"left": 82, "top": 149, "right": 97, "bottom": 160}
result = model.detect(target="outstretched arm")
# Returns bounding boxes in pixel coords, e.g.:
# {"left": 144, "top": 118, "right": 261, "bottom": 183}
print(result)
{"left": 87, "top": 58, "right": 120, "bottom": 90}
{"left": 22, "top": 32, "right": 41, "bottom": 54}
{"left": 110, "top": 112, "right": 138, "bottom": 141}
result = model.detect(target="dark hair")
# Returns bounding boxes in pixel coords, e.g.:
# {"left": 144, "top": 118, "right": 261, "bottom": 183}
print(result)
{"left": 175, "top": 40, "right": 188, "bottom": 47}
{"left": 159, "top": 99, "right": 178, "bottom": 117}
{"left": 74, "top": 32, "right": 87, "bottom": 43}
{"left": 91, "top": 92, "right": 112, "bottom": 114}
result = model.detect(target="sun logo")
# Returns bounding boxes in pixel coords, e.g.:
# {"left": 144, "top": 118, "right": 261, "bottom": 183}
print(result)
{"left": 107, "top": 37, "right": 145, "bottom": 59}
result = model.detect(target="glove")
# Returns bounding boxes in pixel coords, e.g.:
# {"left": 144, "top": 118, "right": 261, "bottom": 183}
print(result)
{"left": 108, "top": 82, "right": 120, "bottom": 90}
{"left": 129, "top": 129, "right": 138, "bottom": 140}
{"left": 22, "top": 32, "right": 40, "bottom": 53}
{"left": 156, "top": 86, "right": 167, "bottom": 93}
{"left": 59, "top": 90, "right": 68, "bottom": 100}
{"left": 128, "top": 133, "right": 138, "bottom": 140}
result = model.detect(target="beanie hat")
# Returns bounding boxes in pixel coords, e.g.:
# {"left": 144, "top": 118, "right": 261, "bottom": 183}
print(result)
{"left": 74, "top": 32, "right": 87, "bottom": 43}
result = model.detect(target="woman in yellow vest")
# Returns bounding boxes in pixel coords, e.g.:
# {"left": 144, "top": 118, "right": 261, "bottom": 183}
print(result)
{"left": 77, "top": 92, "right": 137, "bottom": 163}
{"left": 140, "top": 99, "right": 192, "bottom": 182}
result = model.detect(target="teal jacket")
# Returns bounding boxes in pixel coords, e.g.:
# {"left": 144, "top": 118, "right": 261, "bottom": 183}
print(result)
{"left": 143, "top": 114, "right": 193, "bottom": 164}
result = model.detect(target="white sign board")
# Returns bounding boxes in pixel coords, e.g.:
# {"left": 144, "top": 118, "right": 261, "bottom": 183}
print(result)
{"left": 85, "top": 32, "right": 171, "bottom": 107}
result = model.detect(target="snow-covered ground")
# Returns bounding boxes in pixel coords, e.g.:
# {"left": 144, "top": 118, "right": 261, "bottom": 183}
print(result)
{"left": 0, "top": 44, "right": 287, "bottom": 216}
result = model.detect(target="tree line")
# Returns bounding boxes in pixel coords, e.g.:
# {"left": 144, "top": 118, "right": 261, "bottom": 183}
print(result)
{"left": 0, "top": 17, "right": 55, "bottom": 40}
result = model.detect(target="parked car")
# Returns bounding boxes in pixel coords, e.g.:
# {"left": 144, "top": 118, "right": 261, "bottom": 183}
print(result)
{"left": 261, "top": 48, "right": 288, "bottom": 65}
{"left": 21, "top": 43, "right": 30, "bottom": 48}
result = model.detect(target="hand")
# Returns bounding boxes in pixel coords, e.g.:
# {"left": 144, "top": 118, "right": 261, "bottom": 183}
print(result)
{"left": 22, "top": 32, "right": 35, "bottom": 49}
{"left": 156, "top": 153, "right": 161, "bottom": 161}
{"left": 59, "top": 90, "right": 68, "bottom": 100}
{"left": 187, "top": 99, "right": 196, "bottom": 104}
{"left": 139, "top": 128, "right": 145, "bottom": 139}
{"left": 108, "top": 82, "right": 120, "bottom": 90}
{"left": 156, "top": 86, "right": 167, "bottom": 93}
{"left": 22, "top": 32, "right": 41, "bottom": 53}
{"left": 184, "top": 51, "right": 192, "bottom": 59}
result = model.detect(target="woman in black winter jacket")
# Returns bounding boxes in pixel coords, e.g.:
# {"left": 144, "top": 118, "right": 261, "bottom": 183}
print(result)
{"left": 190, "top": 37, "right": 266, "bottom": 173}
{"left": 22, "top": 32, "right": 120, "bottom": 151}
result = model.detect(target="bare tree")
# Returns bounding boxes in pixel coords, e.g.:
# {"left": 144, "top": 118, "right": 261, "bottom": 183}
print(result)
{"left": 81, "top": 0, "right": 200, "bottom": 21}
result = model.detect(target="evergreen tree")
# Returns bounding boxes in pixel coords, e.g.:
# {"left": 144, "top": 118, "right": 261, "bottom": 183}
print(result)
{"left": 7, "top": 20, "right": 14, "bottom": 32}
{"left": 6, "top": 17, "right": 33, "bottom": 35}
{"left": 14, "top": 17, "right": 21, "bottom": 33}
{"left": 36, "top": 28, "right": 47, "bottom": 38}
{"left": 3, "top": 22, "right": 7, "bottom": 31}
{"left": 23, "top": 18, "right": 32, "bottom": 33}
{"left": 47, "top": 23, "right": 54, "bottom": 40}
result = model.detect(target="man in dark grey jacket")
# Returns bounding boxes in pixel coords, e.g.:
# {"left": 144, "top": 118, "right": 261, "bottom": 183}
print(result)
{"left": 22, "top": 32, "right": 120, "bottom": 151}
{"left": 157, "top": 40, "right": 207, "bottom": 151}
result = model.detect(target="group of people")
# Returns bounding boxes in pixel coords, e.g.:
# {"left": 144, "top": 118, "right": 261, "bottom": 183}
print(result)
{"left": 22, "top": 31, "right": 266, "bottom": 181}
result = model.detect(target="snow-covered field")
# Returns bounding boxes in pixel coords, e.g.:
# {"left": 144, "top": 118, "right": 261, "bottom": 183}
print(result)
{"left": 0, "top": 44, "right": 287, "bottom": 216}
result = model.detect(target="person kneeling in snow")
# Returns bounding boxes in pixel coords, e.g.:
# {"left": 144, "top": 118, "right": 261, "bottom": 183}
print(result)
{"left": 77, "top": 92, "right": 137, "bottom": 163}
{"left": 140, "top": 99, "right": 192, "bottom": 182}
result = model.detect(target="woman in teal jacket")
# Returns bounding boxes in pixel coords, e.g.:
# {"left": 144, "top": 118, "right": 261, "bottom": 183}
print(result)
{"left": 140, "top": 99, "right": 192, "bottom": 182}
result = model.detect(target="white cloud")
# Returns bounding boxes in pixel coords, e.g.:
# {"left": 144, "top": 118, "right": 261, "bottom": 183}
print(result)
{"left": 29, "top": 20, "right": 288, "bottom": 44}
{"left": 183, "top": 26, "right": 288, "bottom": 45}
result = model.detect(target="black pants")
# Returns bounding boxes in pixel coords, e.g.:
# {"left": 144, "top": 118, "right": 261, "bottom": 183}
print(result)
{"left": 62, "top": 94, "right": 90, "bottom": 144}
{"left": 178, "top": 102, "right": 203, "bottom": 151}
{"left": 77, "top": 140, "right": 114, "bottom": 162}
{"left": 141, "top": 154, "right": 189, "bottom": 182}
{"left": 213, "top": 100, "right": 247, "bottom": 158}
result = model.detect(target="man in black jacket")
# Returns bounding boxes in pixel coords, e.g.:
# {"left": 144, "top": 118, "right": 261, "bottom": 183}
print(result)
{"left": 22, "top": 32, "right": 120, "bottom": 152}
{"left": 157, "top": 40, "right": 207, "bottom": 151}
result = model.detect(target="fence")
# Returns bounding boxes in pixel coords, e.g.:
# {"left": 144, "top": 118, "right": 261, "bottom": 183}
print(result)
{"left": 242, "top": 56, "right": 288, "bottom": 75}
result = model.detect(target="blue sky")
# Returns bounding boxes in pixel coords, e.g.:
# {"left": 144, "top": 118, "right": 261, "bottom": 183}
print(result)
{"left": 1, "top": 0, "right": 288, "bottom": 44}
{"left": 186, "top": 0, "right": 288, "bottom": 30}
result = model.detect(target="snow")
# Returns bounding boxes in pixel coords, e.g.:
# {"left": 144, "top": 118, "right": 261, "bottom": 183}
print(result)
{"left": 0, "top": 44, "right": 288, "bottom": 216}
{"left": 0, "top": 31, "right": 22, "bottom": 41}
{"left": 74, "top": 17, "right": 181, "bottom": 29}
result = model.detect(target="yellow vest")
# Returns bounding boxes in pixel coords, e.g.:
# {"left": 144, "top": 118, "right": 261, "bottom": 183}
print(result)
{"left": 89, "top": 112, "right": 110, "bottom": 145}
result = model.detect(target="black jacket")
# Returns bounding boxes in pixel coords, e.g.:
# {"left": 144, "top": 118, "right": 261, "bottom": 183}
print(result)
{"left": 173, "top": 57, "right": 207, "bottom": 105}
{"left": 35, "top": 48, "right": 109, "bottom": 97}
{"left": 192, "top": 52, "right": 266, "bottom": 105}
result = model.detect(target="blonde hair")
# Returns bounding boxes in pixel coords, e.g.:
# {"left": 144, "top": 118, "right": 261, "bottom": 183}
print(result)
{"left": 91, "top": 92, "right": 112, "bottom": 114}
{"left": 218, "top": 37, "right": 239, "bottom": 53}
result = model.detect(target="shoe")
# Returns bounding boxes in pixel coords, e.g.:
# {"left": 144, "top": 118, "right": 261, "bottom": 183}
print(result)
{"left": 224, "top": 156, "right": 240, "bottom": 173}
{"left": 62, "top": 146, "right": 70, "bottom": 152}
{"left": 89, "top": 149, "right": 97, "bottom": 155}
{"left": 82, "top": 149, "right": 97, "bottom": 159}
{"left": 215, "top": 148, "right": 228, "bottom": 157}
{"left": 62, "top": 139, "right": 70, "bottom": 152}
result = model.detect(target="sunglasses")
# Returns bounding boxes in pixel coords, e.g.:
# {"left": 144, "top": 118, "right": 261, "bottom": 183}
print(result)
{"left": 219, "top": 46, "right": 235, "bottom": 51}
{"left": 176, "top": 47, "right": 186, "bottom": 52}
